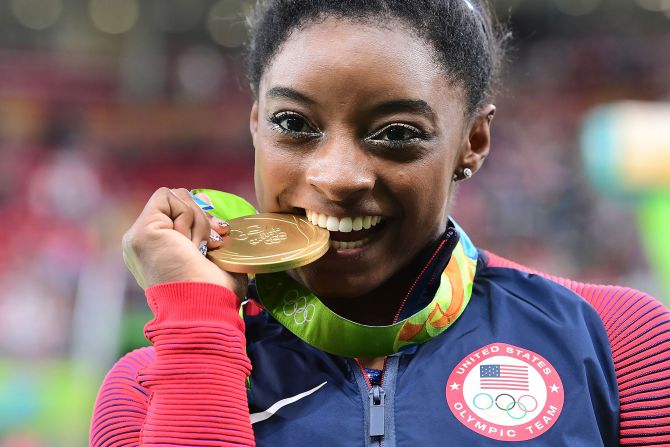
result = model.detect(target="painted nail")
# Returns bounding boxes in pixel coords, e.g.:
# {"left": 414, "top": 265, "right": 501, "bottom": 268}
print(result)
{"left": 198, "top": 241, "right": 208, "bottom": 256}
{"left": 215, "top": 219, "right": 229, "bottom": 228}
{"left": 210, "top": 230, "right": 223, "bottom": 242}
{"left": 190, "top": 192, "right": 214, "bottom": 211}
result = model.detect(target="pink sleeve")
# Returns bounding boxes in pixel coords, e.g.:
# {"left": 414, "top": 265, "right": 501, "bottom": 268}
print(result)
{"left": 89, "top": 282, "right": 255, "bottom": 447}
{"left": 487, "top": 251, "right": 670, "bottom": 446}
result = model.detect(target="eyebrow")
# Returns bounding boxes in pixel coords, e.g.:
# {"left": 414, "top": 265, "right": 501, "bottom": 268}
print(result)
{"left": 266, "top": 86, "right": 316, "bottom": 105}
{"left": 370, "top": 99, "right": 436, "bottom": 122}
{"left": 265, "top": 87, "right": 435, "bottom": 121}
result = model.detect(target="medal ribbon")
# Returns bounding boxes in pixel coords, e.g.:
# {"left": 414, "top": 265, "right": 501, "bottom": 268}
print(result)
{"left": 189, "top": 189, "right": 478, "bottom": 358}
{"left": 255, "top": 225, "right": 478, "bottom": 358}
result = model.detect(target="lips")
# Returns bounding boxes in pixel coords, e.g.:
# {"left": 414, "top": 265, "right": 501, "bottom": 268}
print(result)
{"left": 305, "top": 209, "right": 385, "bottom": 249}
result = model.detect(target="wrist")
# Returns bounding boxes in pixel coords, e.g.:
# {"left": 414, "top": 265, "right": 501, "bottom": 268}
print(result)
{"left": 145, "top": 281, "right": 244, "bottom": 332}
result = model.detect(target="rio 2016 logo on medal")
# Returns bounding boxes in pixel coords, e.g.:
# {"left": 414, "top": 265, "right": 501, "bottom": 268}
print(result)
{"left": 446, "top": 343, "right": 564, "bottom": 441}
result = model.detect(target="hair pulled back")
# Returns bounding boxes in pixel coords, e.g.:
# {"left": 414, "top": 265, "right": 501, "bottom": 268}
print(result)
{"left": 246, "top": 0, "right": 507, "bottom": 116}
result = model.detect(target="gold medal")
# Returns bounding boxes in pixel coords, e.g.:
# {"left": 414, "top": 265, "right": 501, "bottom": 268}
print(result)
{"left": 207, "top": 213, "right": 330, "bottom": 274}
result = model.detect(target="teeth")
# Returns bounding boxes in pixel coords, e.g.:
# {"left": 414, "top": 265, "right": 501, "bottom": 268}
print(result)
{"left": 326, "top": 216, "right": 339, "bottom": 231}
{"left": 338, "top": 217, "right": 353, "bottom": 232}
{"left": 330, "top": 238, "right": 370, "bottom": 250}
{"left": 305, "top": 210, "right": 383, "bottom": 232}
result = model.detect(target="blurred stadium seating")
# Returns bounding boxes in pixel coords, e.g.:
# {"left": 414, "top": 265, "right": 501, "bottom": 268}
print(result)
{"left": 0, "top": 0, "right": 668, "bottom": 445}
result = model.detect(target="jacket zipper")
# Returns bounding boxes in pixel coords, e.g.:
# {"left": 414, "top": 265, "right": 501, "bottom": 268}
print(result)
{"left": 355, "top": 358, "right": 388, "bottom": 447}
{"left": 369, "top": 384, "right": 385, "bottom": 437}
{"left": 349, "top": 232, "right": 452, "bottom": 446}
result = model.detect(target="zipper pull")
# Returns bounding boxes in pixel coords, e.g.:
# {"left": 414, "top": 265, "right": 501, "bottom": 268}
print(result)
{"left": 368, "top": 385, "right": 385, "bottom": 437}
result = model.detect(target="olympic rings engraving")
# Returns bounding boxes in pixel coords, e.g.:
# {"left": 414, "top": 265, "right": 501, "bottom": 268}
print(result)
{"left": 282, "top": 290, "right": 315, "bottom": 325}
{"left": 470, "top": 393, "right": 537, "bottom": 421}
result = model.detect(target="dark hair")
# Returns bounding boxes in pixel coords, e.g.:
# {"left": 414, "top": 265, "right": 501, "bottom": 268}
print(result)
{"left": 246, "top": 0, "right": 508, "bottom": 116}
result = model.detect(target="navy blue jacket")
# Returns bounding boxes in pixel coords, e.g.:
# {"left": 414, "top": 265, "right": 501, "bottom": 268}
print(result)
{"left": 245, "top": 248, "right": 629, "bottom": 446}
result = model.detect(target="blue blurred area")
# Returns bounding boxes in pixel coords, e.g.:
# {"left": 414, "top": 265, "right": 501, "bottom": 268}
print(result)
{"left": 0, "top": 0, "right": 669, "bottom": 445}
{"left": 580, "top": 102, "right": 670, "bottom": 299}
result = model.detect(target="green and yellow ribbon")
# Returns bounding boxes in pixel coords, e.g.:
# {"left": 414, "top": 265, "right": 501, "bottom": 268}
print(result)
{"left": 255, "top": 227, "right": 477, "bottom": 358}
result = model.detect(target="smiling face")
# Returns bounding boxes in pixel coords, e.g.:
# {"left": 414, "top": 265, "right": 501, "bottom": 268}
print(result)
{"left": 250, "top": 18, "right": 491, "bottom": 300}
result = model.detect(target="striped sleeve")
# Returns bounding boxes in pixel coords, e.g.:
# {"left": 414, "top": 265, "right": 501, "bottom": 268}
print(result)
{"left": 486, "top": 251, "right": 670, "bottom": 446}
{"left": 89, "top": 281, "right": 255, "bottom": 447}
{"left": 89, "top": 347, "right": 154, "bottom": 447}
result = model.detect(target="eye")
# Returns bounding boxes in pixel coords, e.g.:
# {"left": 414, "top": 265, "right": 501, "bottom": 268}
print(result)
{"left": 368, "top": 123, "right": 426, "bottom": 144}
{"left": 270, "top": 111, "right": 319, "bottom": 135}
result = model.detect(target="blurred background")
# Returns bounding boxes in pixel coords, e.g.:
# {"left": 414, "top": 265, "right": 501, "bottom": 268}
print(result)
{"left": 0, "top": 0, "right": 668, "bottom": 445}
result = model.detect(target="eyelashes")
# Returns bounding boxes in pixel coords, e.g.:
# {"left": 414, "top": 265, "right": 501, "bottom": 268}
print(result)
{"left": 268, "top": 111, "right": 320, "bottom": 137}
{"left": 365, "top": 123, "right": 430, "bottom": 147}
{"left": 267, "top": 111, "right": 432, "bottom": 149}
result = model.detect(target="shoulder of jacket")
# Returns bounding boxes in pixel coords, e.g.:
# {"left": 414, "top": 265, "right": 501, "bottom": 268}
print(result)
{"left": 481, "top": 250, "right": 670, "bottom": 443}
{"left": 481, "top": 250, "right": 667, "bottom": 330}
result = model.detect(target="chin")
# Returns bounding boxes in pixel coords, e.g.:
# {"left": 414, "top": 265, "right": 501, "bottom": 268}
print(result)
{"left": 294, "top": 263, "right": 381, "bottom": 300}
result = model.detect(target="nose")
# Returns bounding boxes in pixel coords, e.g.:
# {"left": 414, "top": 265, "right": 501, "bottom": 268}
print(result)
{"left": 305, "top": 137, "right": 375, "bottom": 204}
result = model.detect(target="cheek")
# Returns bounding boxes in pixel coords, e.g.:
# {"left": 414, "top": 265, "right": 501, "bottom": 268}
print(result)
{"left": 254, "top": 143, "right": 304, "bottom": 211}
{"left": 393, "top": 163, "right": 453, "bottom": 223}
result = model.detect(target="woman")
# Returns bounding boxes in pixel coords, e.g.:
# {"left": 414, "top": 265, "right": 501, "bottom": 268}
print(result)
{"left": 90, "top": 1, "right": 670, "bottom": 445}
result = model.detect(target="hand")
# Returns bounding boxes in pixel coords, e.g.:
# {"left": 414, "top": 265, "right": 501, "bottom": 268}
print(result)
{"left": 122, "top": 187, "right": 248, "bottom": 298}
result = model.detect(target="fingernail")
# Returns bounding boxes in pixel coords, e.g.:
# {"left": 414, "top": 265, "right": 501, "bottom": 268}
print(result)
{"left": 190, "top": 192, "right": 214, "bottom": 211}
{"left": 198, "top": 241, "right": 208, "bottom": 256}
{"left": 210, "top": 230, "right": 222, "bottom": 242}
{"left": 215, "top": 218, "right": 229, "bottom": 228}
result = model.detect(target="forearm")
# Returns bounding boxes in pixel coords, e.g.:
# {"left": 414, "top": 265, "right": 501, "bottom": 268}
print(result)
{"left": 90, "top": 282, "right": 254, "bottom": 447}
{"left": 140, "top": 282, "right": 254, "bottom": 446}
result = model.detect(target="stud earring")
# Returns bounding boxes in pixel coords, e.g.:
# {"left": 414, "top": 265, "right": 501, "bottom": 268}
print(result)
{"left": 453, "top": 167, "right": 474, "bottom": 181}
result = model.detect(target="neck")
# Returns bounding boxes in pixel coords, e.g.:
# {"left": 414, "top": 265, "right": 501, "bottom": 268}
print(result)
{"left": 319, "top": 235, "right": 447, "bottom": 326}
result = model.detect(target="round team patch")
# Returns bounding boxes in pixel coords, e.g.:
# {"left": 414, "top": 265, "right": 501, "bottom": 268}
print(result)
{"left": 445, "top": 343, "right": 564, "bottom": 441}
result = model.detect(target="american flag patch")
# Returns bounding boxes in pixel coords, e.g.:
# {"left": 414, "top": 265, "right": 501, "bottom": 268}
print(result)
{"left": 479, "top": 364, "right": 529, "bottom": 391}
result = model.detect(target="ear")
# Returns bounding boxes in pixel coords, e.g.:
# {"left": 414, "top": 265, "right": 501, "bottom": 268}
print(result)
{"left": 457, "top": 104, "right": 495, "bottom": 179}
{"left": 250, "top": 101, "right": 259, "bottom": 148}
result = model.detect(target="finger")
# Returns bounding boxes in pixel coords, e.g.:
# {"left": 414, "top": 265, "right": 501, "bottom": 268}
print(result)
{"left": 165, "top": 189, "right": 195, "bottom": 240}
{"left": 140, "top": 187, "right": 205, "bottom": 241}
{"left": 193, "top": 192, "right": 230, "bottom": 236}
{"left": 170, "top": 188, "right": 211, "bottom": 246}
{"left": 211, "top": 218, "right": 230, "bottom": 236}
{"left": 194, "top": 192, "right": 212, "bottom": 205}
{"left": 191, "top": 192, "right": 215, "bottom": 211}
{"left": 207, "top": 229, "right": 224, "bottom": 250}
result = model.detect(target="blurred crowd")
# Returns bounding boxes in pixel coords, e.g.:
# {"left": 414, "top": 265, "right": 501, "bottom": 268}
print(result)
{"left": 0, "top": 0, "right": 669, "bottom": 445}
